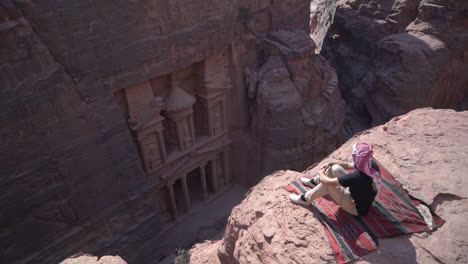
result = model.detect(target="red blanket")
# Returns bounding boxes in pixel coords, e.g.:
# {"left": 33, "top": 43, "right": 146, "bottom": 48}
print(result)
{"left": 285, "top": 163, "right": 444, "bottom": 264}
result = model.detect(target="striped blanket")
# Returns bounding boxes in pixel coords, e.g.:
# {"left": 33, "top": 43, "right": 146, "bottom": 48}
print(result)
{"left": 285, "top": 163, "right": 444, "bottom": 264}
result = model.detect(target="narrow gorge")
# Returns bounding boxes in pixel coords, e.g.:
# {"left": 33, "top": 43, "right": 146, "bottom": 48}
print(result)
{"left": 0, "top": 1, "right": 466, "bottom": 263}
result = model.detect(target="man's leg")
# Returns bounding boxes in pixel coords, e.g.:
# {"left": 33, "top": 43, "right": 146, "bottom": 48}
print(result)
{"left": 303, "top": 164, "right": 345, "bottom": 203}
{"left": 326, "top": 164, "right": 358, "bottom": 215}
{"left": 304, "top": 182, "right": 327, "bottom": 203}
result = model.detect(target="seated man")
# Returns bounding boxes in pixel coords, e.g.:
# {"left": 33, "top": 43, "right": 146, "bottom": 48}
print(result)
{"left": 290, "top": 142, "right": 381, "bottom": 216}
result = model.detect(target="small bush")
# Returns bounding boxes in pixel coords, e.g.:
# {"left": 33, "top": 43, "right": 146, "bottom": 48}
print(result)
{"left": 173, "top": 248, "right": 190, "bottom": 264}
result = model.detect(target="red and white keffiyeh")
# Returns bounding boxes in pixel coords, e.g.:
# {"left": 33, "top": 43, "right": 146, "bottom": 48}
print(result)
{"left": 352, "top": 142, "right": 382, "bottom": 191}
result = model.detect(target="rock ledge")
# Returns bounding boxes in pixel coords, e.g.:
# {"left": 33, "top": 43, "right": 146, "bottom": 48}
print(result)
{"left": 190, "top": 108, "right": 468, "bottom": 264}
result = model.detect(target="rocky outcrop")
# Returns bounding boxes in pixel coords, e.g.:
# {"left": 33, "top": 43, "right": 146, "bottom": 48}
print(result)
{"left": 322, "top": 0, "right": 468, "bottom": 136}
{"left": 309, "top": 0, "right": 338, "bottom": 53}
{"left": 231, "top": 0, "right": 344, "bottom": 185}
{"left": 238, "top": 30, "right": 345, "bottom": 185}
{"left": 60, "top": 254, "right": 126, "bottom": 264}
{"left": 190, "top": 108, "right": 468, "bottom": 264}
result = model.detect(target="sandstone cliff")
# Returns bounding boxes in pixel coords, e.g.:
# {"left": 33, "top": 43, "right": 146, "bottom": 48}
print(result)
{"left": 190, "top": 108, "right": 468, "bottom": 264}
{"left": 237, "top": 29, "right": 344, "bottom": 185}
{"left": 322, "top": 0, "right": 468, "bottom": 136}
{"left": 1, "top": 0, "right": 343, "bottom": 263}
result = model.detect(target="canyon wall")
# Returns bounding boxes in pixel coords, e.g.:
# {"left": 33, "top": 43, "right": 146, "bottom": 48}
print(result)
{"left": 0, "top": 0, "right": 343, "bottom": 263}
{"left": 322, "top": 0, "right": 468, "bottom": 136}
{"left": 190, "top": 108, "right": 468, "bottom": 264}
{"left": 233, "top": 28, "right": 344, "bottom": 186}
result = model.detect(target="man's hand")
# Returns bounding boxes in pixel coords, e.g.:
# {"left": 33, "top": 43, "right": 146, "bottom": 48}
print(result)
{"left": 318, "top": 171, "right": 341, "bottom": 186}
{"left": 322, "top": 161, "right": 355, "bottom": 171}
{"left": 322, "top": 162, "right": 338, "bottom": 174}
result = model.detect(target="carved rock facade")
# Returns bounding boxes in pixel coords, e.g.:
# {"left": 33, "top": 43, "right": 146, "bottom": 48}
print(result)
{"left": 115, "top": 51, "right": 233, "bottom": 225}
{"left": 0, "top": 1, "right": 343, "bottom": 263}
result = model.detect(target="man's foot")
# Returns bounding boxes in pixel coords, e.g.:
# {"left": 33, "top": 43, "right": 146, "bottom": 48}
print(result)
{"left": 301, "top": 177, "right": 316, "bottom": 188}
{"left": 289, "top": 194, "right": 309, "bottom": 206}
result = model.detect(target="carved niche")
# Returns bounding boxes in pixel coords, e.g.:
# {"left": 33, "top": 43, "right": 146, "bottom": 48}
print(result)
{"left": 197, "top": 51, "right": 231, "bottom": 137}
{"left": 162, "top": 76, "right": 196, "bottom": 151}
{"left": 125, "top": 81, "right": 167, "bottom": 172}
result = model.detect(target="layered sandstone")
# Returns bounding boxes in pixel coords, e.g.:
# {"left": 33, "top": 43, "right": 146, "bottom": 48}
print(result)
{"left": 190, "top": 108, "right": 468, "bottom": 264}
{"left": 322, "top": 0, "right": 468, "bottom": 136}
{"left": 1, "top": 0, "right": 342, "bottom": 263}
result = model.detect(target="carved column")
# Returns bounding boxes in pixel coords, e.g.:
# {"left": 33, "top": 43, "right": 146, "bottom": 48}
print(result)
{"left": 175, "top": 119, "right": 185, "bottom": 151}
{"left": 157, "top": 130, "right": 167, "bottom": 162}
{"left": 223, "top": 150, "right": 230, "bottom": 184}
{"left": 181, "top": 175, "right": 191, "bottom": 212}
{"left": 199, "top": 162, "right": 208, "bottom": 200}
{"left": 188, "top": 115, "right": 196, "bottom": 144}
{"left": 222, "top": 99, "right": 227, "bottom": 133}
{"left": 210, "top": 158, "right": 219, "bottom": 193}
{"left": 167, "top": 182, "right": 177, "bottom": 219}
{"left": 205, "top": 102, "right": 214, "bottom": 136}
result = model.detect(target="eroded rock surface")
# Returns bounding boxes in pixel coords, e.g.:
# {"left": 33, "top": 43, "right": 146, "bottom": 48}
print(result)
{"left": 323, "top": 0, "right": 468, "bottom": 136}
{"left": 1, "top": 0, "right": 341, "bottom": 263}
{"left": 60, "top": 253, "right": 126, "bottom": 264}
{"left": 241, "top": 30, "right": 344, "bottom": 183}
{"left": 190, "top": 108, "right": 468, "bottom": 264}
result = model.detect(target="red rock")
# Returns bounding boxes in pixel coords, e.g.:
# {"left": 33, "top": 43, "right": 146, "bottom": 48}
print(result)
{"left": 0, "top": 1, "right": 341, "bottom": 263}
{"left": 322, "top": 0, "right": 468, "bottom": 136}
{"left": 240, "top": 29, "right": 345, "bottom": 184}
{"left": 190, "top": 108, "right": 468, "bottom": 264}
{"left": 60, "top": 253, "right": 127, "bottom": 264}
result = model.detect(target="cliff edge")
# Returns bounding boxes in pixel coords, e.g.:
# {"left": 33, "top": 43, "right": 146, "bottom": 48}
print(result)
{"left": 190, "top": 108, "right": 468, "bottom": 264}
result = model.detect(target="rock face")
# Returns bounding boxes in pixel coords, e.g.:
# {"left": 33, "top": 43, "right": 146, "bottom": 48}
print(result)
{"left": 190, "top": 108, "right": 468, "bottom": 264}
{"left": 1, "top": 0, "right": 342, "bottom": 263}
{"left": 60, "top": 254, "right": 126, "bottom": 264}
{"left": 227, "top": 2, "right": 345, "bottom": 186}
{"left": 309, "top": 0, "right": 338, "bottom": 53}
{"left": 238, "top": 30, "right": 345, "bottom": 185}
{"left": 322, "top": 0, "right": 468, "bottom": 136}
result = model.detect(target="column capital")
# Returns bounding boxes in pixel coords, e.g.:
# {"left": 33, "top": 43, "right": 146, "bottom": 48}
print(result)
{"left": 167, "top": 180, "right": 176, "bottom": 186}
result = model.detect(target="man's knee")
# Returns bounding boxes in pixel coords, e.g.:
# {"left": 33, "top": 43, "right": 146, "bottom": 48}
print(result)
{"left": 331, "top": 164, "right": 346, "bottom": 177}
{"left": 331, "top": 164, "right": 342, "bottom": 171}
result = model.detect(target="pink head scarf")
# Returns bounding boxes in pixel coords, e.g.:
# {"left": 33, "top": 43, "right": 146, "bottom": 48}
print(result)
{"left": 352, "top": 143, "right": 382, "bottom": 191}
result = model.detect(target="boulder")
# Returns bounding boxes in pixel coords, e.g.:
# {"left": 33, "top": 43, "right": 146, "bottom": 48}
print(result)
{"left": 60, "top": 253, "right": 126, "bottom": 264}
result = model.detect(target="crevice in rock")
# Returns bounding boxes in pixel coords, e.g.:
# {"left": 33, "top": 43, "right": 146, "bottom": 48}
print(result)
{"left": 10, "top": 1, "right": 87, "bottom": 103}
{"left": 344, "top": 104, "right": 373, "bottom": 140}
{"left": 430, "top": 192, "right": 465, "bottom": 211}
{"left": 421, "top": 246, "right": 446, "bottom": 264}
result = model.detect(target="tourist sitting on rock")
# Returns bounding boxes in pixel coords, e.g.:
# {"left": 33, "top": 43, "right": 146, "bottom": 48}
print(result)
{"left": 290, "top": 142, "right": 382, "bottom": 216}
